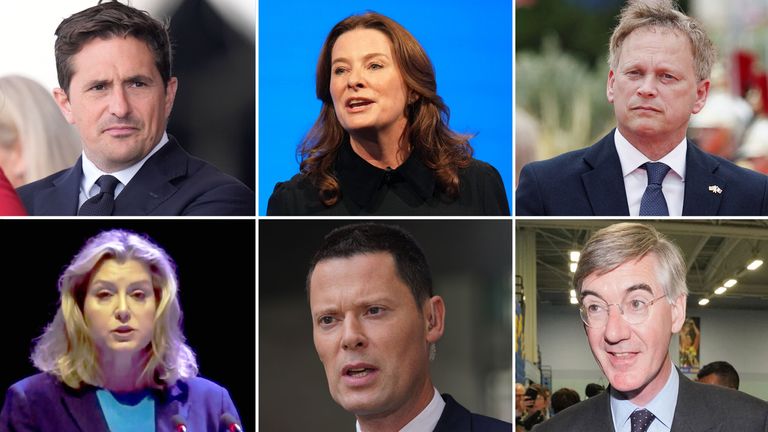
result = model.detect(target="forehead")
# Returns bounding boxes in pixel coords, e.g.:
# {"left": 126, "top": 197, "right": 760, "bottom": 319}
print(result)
{"left": 70, "top": 36, "right": 160, "bottom": 79}
{"left": 332, "top": 28, "right": 394, "bottom": 59}
{"left": 618, "top": 26, "right": 694, "bottom": 66}
{"left": 309, "top": 252, "right": 411, "bottom": 305}
{"left": 581, "top": 254, "right": 661, "bottom": 297}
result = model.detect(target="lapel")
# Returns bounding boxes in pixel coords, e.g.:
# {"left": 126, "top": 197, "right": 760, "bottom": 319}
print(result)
{"left": 682, "top": 142, "right": 724, "bottom": 216}
{"left": 670, "top": 369, "right": 721, "bottom": 432}
{"left": 588, "top": 390, "right": 618, "bottom": 431}
{"left": 113, "top": 137, "right": 189, "bottom": 215}
{"left": 154, "top": 381, "right": 189, "bottom": 432}
{"left": 32, "top": 159, "right": 82, "bottom": 215}
{"left": 59, "top": 384, "right": 110, "bottom": 432}
{"left": 581, "top": 131, "right": 630, "bottom": 215}
{"left": 433, "top": 394, "right": 471, "bottom": 431}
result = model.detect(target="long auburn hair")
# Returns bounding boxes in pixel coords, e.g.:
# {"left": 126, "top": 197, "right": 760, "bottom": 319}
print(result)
{"left": 299, "top": 12, "right": 473, "bottom": 207}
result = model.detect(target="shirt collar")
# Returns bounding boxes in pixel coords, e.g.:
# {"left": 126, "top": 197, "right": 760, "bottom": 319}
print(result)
{"left": 81, "top": 132, "right": 169, "bottom": 199}
{"left": 335, "top": 141, "right": 436, "bottom": 209}
{"left": 610, "top": 363, "right": 679, "bottom": 431}
{"left": 355, "top": 388, "right": 445, "bottom": 432}
{"left": 614, "top": 129, "right": 687, "bottom": 180}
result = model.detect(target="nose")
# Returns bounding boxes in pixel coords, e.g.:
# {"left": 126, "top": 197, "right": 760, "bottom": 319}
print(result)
{"left": 636, "top": 75, "right": 658, "bottom": 98}
{"left": 603, "top": 305, "right": 631, "bottom": 343}
{"left": 109, "top": 86, "right": 131, "bottom": 118}
{"left": 346, "top": 67, "right": 365, "bottom": 90}
{"left": 340, "top": 316, "right": 367, "bottom": 350}
{"left": 115, "top": 293, "right": 131, "bottom": 322}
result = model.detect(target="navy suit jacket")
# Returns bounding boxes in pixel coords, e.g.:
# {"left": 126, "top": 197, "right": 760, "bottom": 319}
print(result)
{"left": 17, "top": 136, "right": 254, "bottom": 216}
{"left": 0, "top": 373, "right": 241, "bottom": 432}
{"left": 434, "top": 394, "right": 511, "bottom": 432}
{"left": 533, "top": 370, "right": 768, "bottom": 432}
{"left": 516, "top": 130, "right": 768, "bottom": 216}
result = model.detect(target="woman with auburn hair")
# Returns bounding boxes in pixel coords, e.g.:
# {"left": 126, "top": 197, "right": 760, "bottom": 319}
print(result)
{"left": 267, "top": 12, "right": 509, "bottom": 215}
{"left": 0, "top": 229, "right": 241, "bottom": 431}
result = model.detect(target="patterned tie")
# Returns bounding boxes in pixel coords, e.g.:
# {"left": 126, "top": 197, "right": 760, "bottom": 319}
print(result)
{"left": 78, "top": 175, "right": 120, "bottom": 216}
{"left": 630, "top": 408, "right": 656, "bottom": 432}
{"left": 639, "top": 162, "right": 671, "bottom": 216}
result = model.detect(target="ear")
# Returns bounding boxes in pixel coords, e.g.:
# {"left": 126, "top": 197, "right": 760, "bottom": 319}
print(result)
{"left": 53, "top": 88, "right": 75, "bottom": 124}
{"left": 670, "top": 294, "right": 687, "bottom": 333}
{"left": 164, "top": 77, "right": 179, "bottom": 117}
{"left": 606, "top": 69, "right": 616, "bottom": 104}
{"left": 424, "top": 295, "right": 445, "bottom": 344}
{"left": 691, "top": 79, "right": 711, "bottom": 114}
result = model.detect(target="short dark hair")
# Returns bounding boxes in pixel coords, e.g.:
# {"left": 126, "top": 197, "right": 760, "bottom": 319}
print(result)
{"left": 585, "top": 382, "right": 605, "bottom": 398}
{"left": 307, "top": 223, "right": 433, "bottom": 307}
{"left": 698, "top": 361, "right": 740, "bottom": 390}
{"left": 54, "top": 0, "right": 173, "bottom": 92}
{"left": 551, "top": 388, "right": 581, "bottom": 415}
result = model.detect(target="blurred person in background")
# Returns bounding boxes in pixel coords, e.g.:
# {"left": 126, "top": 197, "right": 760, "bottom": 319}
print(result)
{"left": 0, "top": 75, "right": 81, "bottom": 188}
{"left": 549, "top": 388, "right": 580, "bottom": 415}
{"left": 516, "top": 0, "right": 768, "bottom": 216}
{"left": 697, "top": 361, "right": 740, "bottom": 390}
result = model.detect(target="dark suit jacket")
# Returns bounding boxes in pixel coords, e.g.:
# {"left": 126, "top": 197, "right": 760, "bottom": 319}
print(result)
{"left": 533, "top": 370, "right": 768, "bottom": 431}
{"left": 0, "top": 373, "right": 241, "bottom": 432}
{"left": 434, "top": 394, "right": 512, "bottom": 431}
{"left": 516, "top": 130, "right": 768, "bottom": 216}
{"left": 17, "top": 136, "right": 254, "bottom": 216}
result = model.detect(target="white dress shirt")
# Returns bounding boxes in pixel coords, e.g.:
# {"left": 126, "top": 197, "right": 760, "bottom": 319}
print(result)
{"left": 79, "top": 133, "right": 169, "bottom": 207}
{"left": 355, "top": 388, "right": 445, "bottom": 432}
{"left": 614, "top": 129, "right": 687, "bottom": 216}
{"left": 610, "top": 362, "right": 679, "bottom": 432}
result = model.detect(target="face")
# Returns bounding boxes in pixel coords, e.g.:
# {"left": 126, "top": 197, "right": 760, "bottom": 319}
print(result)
{"left": 54, "top": 36, "right": 177, "bottom": 173}
{"left": 309, "top": 252, "right": 444, "bottom": 421}
{"left": 607, "top": 26, "right": 709, "bottom": 146}
{"left": 330, "top": 28, "right": 410, "bottom": 142}
{"left": 581, "top": 254, "right": 685, "bottom": 405}
{"left": 83, "top": 258, "right": 157, "bottom": 362}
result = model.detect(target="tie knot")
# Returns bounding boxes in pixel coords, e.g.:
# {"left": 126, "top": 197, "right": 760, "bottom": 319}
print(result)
{"left": 643, "top": 162, "right": 670, "bottom": 185}
{"left": 96, "top": 175, "right": 120, "bottom": 195}
{"left": 630, "top": 408, "right": 656, "bottom": 432}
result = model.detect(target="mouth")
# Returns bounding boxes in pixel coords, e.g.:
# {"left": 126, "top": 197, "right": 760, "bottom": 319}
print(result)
{"left": 631, "top": 105, "right": 661, "bottom": 113}
{"left": 341, "top": 363, "right": 379, "bottom": 386}
{"left": 112, "top": 326, "right": 135, "bottom": 335}
{"left": 607, "top": 351, "right": 639, "bottom": 366}
{"left": 103, "top": 125, "right": 139, "bottom": 137}
{"left": 345, "top": 98, "right": 374, "bottom": 112}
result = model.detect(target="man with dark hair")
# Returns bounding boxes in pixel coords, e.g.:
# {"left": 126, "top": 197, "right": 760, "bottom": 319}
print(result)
{"left": 584, "top": 383, "right": 605, "bottom": 399}
{"left": 697, "top": 361, "right": 740, "bottom": 390}
{"left": 17, "top": 1, "right": 254, "bottom": 216}
{"left": 534, "top": 222, "right": 768, "bottom": 431}
{"left": 550, "top": 388, "right": 580, "bottom": 415}
{"left": 307, "top": 223, "right": 510, "bottom": 432}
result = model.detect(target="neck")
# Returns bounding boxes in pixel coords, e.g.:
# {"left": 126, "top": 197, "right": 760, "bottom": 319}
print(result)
{"left": 98, "top": 350, "right": 150, "bottom": 393}
{"left": 619, "top": 127, "right": 685, "bottom": 161}
{"left": 357, "top": 379, "right": 434, "bottom": 432}
{"left": 348, "top": 120, "right": 410, "bottom": 169}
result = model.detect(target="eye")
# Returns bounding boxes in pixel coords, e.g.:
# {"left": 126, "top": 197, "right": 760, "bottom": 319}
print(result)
{"left": 131, "top": 81, "right": 147, "bottom": 88}
{"left": 131, "top": 290, "right": 147, "bottom": 300}
{"left": 627, "top": 298, "right": 647, "bottom": 311}
{"left": 333, "top": 66, "right": 347, "bottom": 76}
{"left": 90, "top": 84, "right": 106, "bottom": 91}
{"left": 585, "top": 303, "right": 605, "bottom": 314}
{"left": 95, "top": 290, "right": 112, "bottom": 300}
{"left": 369, "top": 63, "right": 383, "bottom": 70}
{"left": 318, "top": 316, "right": 335, "bottom": 326}
{"left": 367, "top": 306, "right": 383, "bottom": 315}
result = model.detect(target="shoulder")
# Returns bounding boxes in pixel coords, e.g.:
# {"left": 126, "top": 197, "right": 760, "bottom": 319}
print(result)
{"left": 680, "top": 378, "right": 768, "bottom": 418}
{"left": 17, "top": 167, "right": 72, "bottom": 196}
{"left": 456, "top": 159, "right": 510, "bottom": 215}
{"left": 438, "top": 394, "right": 511, "bottom": 432}
{"left": 266, "top": 173, "right": 327, "bottom": 216}
{"left": 2, "top": 373, "right": 69, "bottom": 409}
{"left": 533, "top": 394, "right": 608, "bottom": 432}
{"left": 695, "top": 148, "right": 767, "bottom": 185}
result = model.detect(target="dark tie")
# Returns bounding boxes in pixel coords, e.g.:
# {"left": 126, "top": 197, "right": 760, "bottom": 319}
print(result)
{"left": 78, "top": 175, "right": 120, "bottom": 216}
{"left": 630, "top": 408, "right": 656, "bottom": 432}
{"left": 639, "top": 162, "right": 671, "bottom": 216}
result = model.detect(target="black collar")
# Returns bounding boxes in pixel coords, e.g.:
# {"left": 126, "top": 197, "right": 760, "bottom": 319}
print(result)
{"left": 335, "top": 142, "right": 436, "bottom": 209}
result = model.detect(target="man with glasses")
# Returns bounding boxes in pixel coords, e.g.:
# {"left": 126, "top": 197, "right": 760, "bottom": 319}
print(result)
{"left": 534, "top": 222, "right": 768, "bottom": 431}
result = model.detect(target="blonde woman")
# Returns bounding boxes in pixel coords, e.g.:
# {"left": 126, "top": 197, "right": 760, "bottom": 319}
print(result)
{"left": 0, "top": 75, "right": 80, "bottom": 187}
{"left": 0, "top": 230, "right": 241, "bottom": 430}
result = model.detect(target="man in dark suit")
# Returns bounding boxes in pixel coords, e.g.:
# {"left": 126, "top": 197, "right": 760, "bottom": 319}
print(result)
{"left": 516, "top": 0, "right": 768, "bottom": 216}
{"left": 17, "top": 1, "right": 253, "bottom": 216}
{"left": 307, "top": 224, "right": 511, "bottom": 432}
{"left": 534, "top": 223, "right": 768, "bottom": 431}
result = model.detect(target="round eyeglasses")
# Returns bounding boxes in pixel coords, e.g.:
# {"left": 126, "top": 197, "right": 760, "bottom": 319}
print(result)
{"left": 579, "top": 295, "right": 668, "bottom": 328}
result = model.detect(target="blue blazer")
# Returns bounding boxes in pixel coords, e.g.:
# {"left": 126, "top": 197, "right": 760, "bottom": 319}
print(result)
{"left": 435, "top": 394, "right": 512, "bottom": 432}
{"left": 533, "top": 370, "right": 768, "bottom": 431}
{"left": 516, "top": 130, "right": 768, "bottom": 216}
{"left": 17, "top": 136, "right": 254, "bottom": 216}
{"left": 0, "top": 373, "right": 242, "bottom": 432}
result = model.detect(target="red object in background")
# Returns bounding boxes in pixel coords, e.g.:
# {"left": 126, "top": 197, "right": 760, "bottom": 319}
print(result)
{"left": 753, "top": 72, "right": 768, "bottom": 115}
{"left": 734, "top": 50, "right": 756, "bottom": 96}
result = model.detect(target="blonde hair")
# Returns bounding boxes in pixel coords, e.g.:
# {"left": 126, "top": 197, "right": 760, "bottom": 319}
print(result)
{"left": 0, "top": 75, "right": 80, "bottom": 186}
{"left": 608, "top": 0, "right": 715, "bottom": 81}
{"left": 31, "top": 230, "right": 198, "bottom": 390}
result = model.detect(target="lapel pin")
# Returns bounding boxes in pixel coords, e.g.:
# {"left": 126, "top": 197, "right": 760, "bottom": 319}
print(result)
{"left": 708, "top": 185, "right": 722, "bottom": 194}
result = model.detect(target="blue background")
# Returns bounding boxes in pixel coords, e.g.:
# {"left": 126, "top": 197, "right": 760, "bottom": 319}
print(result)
{"left": 258, "top": 0, "right": 513, "bottom": 214}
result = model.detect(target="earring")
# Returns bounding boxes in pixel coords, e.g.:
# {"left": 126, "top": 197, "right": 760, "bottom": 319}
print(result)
{"left": 429, "top": 343, "right": 437, "bottom": 361}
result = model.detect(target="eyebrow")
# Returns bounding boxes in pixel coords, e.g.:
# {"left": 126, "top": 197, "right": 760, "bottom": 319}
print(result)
{"left": 331, "top": 52, "right": 390, "bottom": 65}
{"left": 311, "top": 295, "right": 393, "bottom": 319}
{"left": 580, "top": 283, "right": 655, "bottom": 301}
{"left": 82, "top": 74, "right": 156, "bottom": 90}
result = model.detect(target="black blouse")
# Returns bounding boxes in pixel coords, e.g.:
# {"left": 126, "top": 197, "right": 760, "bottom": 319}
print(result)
{"left": 267, "top": 143, "right": 510, "bottom": 216}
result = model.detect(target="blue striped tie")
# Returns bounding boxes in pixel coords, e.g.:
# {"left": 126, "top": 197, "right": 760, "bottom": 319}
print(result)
{"left": 639, "top": 162, "right": 671, "bottom": 216}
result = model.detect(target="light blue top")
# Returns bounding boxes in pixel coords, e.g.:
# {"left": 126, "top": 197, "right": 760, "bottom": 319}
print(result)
{"left": 610, "top": 362, "right": 679, "bottom": 432}
{"left": 96, "top": 389, "right": 156, "bottom": 432}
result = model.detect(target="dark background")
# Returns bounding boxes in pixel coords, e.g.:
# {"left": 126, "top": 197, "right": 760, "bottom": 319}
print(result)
{"left": 0, "top": 219, "right": 255, "bottom": 430}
